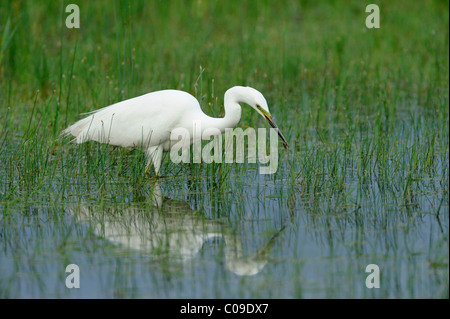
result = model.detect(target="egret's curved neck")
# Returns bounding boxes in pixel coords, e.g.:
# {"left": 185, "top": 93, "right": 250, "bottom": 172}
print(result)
{"left": 202, "top": 86, "right": 250, "bottom": 134}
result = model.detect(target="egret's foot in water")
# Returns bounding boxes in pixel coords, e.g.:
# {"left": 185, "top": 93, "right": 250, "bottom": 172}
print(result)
{"left": 144, "top": 166, "right": 161, "bottom": 179}
{"left": 146, "top": 173, "right": 161, "bottom": 180}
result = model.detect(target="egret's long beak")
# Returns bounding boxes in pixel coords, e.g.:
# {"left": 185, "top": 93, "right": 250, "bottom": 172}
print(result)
{"left": 257, "top": 106, "right": 289, "bottom": 150}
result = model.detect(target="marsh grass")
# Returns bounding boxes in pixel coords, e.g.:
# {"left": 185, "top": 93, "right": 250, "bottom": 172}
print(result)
{"left": 0, "top": 0, "right": 448, "bottom": 298}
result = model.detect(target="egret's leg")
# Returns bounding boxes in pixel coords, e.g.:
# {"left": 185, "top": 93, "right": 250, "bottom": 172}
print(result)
{"left": 151, "top": 180, "right": 163, "bottom": 208}
{"left": 145, "top": 144, "right": 163, "bottom": 176}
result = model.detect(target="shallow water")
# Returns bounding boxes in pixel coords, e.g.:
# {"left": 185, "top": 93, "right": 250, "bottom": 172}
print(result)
{"left": 0, "top": 158, "right": 448, "bottom": 298}
{"left": 0, "top": 0, "right": 448, "bottom": 300}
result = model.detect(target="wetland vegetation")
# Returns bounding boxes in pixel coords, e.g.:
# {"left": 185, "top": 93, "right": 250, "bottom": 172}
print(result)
{"left": 0, "top": 0, "right": 448, "bottom": 298}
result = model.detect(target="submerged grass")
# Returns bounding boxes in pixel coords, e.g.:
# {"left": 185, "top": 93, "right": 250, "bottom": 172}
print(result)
{"left": 0, "top": 0, "right": 448, "bottom": 298}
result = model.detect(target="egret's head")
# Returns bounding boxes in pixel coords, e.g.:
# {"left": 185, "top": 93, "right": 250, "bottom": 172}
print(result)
{"left": 239, "top": 86, "right": 289, "bottom": 150}
{"left": 241, "top": 87, "right": 270, "bottom": 116}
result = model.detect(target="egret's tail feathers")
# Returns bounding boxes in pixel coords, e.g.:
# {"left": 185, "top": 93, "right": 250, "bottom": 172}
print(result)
{"left": 61, "top": 115, "right": 95, "bottom": 144}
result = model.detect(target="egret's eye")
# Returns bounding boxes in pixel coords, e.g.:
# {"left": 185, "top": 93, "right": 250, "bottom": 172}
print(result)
{"left": 256, "top": 104, "right": 269, "bottom": 117}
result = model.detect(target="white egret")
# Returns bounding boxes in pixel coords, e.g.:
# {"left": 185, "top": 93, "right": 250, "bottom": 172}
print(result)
{"left": 62, "top": 86, "right": 288, "bottom": 174}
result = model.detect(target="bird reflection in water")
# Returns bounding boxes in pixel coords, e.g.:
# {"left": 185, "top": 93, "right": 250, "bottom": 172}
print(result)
{"left": 72, "top": 182, "right": 285, "bottom": 276}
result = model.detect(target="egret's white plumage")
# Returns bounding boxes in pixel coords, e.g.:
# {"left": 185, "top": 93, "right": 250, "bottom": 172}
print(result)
{"left": 62, "top": 86, "right": 288, "bottom": 175}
